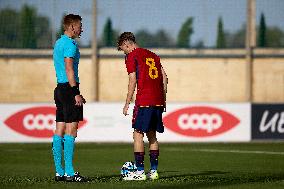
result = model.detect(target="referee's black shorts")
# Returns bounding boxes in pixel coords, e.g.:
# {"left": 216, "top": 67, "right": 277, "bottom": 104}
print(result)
{"left": 54, "top": 83, "right": 83, "bottom": 123}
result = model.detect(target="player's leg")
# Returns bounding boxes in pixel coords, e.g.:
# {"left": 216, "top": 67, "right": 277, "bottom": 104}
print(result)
{"left": 146, "top": 130, "right": 159, "bottom": 170}
{"left": 132, "top": 106, "right": 146, "bottom": 175}
{"left": 122, "top": 130, "right": 146, "bottom": 181}
{"left": 146, "top": 106, "right": 164, "bottom": 180}
{"left": 133, "top": 129, "right": 145, "bottom": 174}
{"left": 124, "top": 106, "right": 148, "bottom": 180}
{"left": 146, "top": 131, "right": 159, "bottom": 180}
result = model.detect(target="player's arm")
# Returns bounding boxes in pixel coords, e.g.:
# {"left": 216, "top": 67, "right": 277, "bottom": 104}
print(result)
{"left": 161, "top": 66, "right": 168, "bottom": 111}
{"left": 65, "top": 58, "right": 83, "bottom": 106}
{"left": 126, "top": 72, "right": 137, "bottom": 104}
{"left": 123, "top": 72, "right": 136, "bottom": 116}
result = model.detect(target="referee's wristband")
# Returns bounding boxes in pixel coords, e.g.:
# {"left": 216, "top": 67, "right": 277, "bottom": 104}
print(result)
{"left": 71, "top": 86, "right": 80, "bottom": 96}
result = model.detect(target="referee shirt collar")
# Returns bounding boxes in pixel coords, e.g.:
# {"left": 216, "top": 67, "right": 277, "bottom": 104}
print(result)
{"left": 61, "top": 34, "right": 75, "bottom": 41}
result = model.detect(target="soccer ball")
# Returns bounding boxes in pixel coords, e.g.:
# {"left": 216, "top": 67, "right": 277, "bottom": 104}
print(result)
{"left": 120, "top": 161, "right": 137, "bottom": 177}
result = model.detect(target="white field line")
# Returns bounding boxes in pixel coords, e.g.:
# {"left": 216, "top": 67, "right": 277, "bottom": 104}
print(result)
{"left": 191, "top": 149, "right": 284, "bottom": 155}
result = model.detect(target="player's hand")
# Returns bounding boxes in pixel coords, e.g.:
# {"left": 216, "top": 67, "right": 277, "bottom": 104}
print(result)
{"left": 123, "top": 103, "right": 129, "bottom": 116}
{"left": 75, "top": 95, "right": 83, "bottom": 106}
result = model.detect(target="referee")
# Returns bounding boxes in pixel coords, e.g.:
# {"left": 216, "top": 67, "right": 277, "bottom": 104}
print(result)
{"left": 52, "top": 14, "right": 86, "bottom": 182}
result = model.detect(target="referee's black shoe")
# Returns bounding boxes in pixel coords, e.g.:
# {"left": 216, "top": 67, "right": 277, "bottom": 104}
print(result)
{"left": 55, "top": 173, "right": 65, "bottom": 182}
{"left": 65, "top": 172, "right": 86, "bottom": 182}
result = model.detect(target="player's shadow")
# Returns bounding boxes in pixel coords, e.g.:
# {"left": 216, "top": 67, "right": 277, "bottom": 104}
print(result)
{"left": 157, "top": 171, "right": 284, "bottom": 189}
{"left": 160, "top": 170, "right": 231, "bottom": 179}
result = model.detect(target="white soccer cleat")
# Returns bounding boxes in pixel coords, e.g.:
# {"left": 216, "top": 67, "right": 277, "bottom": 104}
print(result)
{"left": 123, "top": 171, "right": 146, "bottom": 181}
{"left": 146, "top": 170, "right": 159, "bottom": 180}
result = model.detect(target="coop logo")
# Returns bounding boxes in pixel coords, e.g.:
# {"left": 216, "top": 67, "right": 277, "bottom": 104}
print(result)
{"left": 4, "top": 106, "right": 87, "bottom": 138}
{"left": 163, "top": 106, "right": 240, "bottom": 137}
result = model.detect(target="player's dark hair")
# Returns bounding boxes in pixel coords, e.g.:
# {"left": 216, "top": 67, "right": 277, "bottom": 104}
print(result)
{"left": 117, "top": 32, "right": 136, "bottom": 50}
{"left": 63, "top": 14, "right": 82, "bottom": 31}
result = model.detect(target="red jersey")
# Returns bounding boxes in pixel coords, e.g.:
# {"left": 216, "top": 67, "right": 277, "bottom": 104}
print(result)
{"left": 125, "top": 48, "right": 165, "bottom": 106}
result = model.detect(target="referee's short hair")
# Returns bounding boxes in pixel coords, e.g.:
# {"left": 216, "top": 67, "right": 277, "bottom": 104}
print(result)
{"left": 63, "top": 14, "right": 82, "bottom": 31}
{"left": 117, "top": 32, "right": 136, "bottom": 50}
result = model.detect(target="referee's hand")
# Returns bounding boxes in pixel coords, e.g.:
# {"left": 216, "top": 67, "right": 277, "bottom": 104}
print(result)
{"left": 80, "top": 95, "right": 86, "bottom": 104}
{"left": 75, "top": 95, "right": 84, "bottom": 106}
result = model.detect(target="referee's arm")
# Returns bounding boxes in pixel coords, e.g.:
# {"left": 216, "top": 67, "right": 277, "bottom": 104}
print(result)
{"left": 65, "top": 57, "right": 77, "bottom": 87}
{"left": 65, "top": 57, "right": 84, "bottom": 106}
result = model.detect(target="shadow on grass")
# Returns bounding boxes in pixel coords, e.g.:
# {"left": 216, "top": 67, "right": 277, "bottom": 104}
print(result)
{"left": 86, "top": 174, "right": 122, "bottom": 183}
{"left": 155, "top": 171, "right": 284, "bottom": 189}
{"left": 85, "top": 170, "right": 230, "bottom": 183}
{"left": 1, "top": 171, "right": 284, "bottom": 189}
{"left": 85, "top": 170, "right": 284, "bottom": 189}
{"left": 161, "top": 170, "right": 230, "bottom": 179}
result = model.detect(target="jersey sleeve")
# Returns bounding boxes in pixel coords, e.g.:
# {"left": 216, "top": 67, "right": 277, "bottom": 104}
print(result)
{"left": 125, "top": 53, "right": 136, "bottom": 74}
{"left": 64, "top": 41, "right": 77, "bottom": 58}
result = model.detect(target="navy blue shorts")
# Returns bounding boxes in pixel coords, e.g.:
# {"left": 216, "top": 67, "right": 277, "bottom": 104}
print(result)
{"left": 132, "top": 106, "right": 164, "bottom": 133}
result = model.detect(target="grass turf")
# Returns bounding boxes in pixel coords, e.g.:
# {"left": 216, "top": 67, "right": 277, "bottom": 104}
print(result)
{"left": 0, "top": 142, "right": 284, "bottom": 189}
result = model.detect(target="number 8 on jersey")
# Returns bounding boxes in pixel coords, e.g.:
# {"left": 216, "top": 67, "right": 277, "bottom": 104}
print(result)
{"left": 146, "top": 58, "right": 158, "bottom": 79}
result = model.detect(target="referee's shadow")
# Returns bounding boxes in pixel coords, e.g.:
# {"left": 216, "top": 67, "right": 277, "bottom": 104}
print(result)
{"left": 85, "top": 174, "right": 123, "bottom": 183}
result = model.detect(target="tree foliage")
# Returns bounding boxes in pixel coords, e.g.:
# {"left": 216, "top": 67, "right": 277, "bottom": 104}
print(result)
{"left": 0, "top": 9, "right": 21, "bottom": 48}
{"left": 0, "top": 5, "right": 52, "bottom": 48}
{"left": 102, "top": 18, "right": 116, "bottom": 47}
{"left": 216, "top": 17, "right": 226, "bottom": 48}
{"left": 257, "top": 13, "right": 284, "bottom": 47}
{"left": 35, "top": 15, "right": 53, "bottom": 48}
{"left": 193, "top": 40, "right": 205, "bottom": 48}
{"left": 225, "top": 25, "right": 246, "bottom": 48}
{"left": 135, "top": 29, "right": 174, "bottom": 48}
{"left": 225, "top": 23, "right": 284, "bottom": 48}
{"left": 177, "top": 17, "right": 194, "bottom": 48}
{"left": 257, "top": 13, "right": 267, "bottom": 47}
{"left": 20, "top": 5, "right": 37, "bottom": 48}
{"left": 266, "top": 27, "right": 284, "bottom": 47}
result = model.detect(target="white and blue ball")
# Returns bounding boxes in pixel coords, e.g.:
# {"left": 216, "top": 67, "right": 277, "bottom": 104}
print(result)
{"left": 120, "top": 161, "right": 137, "bottom": 177}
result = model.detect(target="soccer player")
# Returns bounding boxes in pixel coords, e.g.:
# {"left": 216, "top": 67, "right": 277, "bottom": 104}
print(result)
{"left": 52, "top": 14, "right": 86, "bottom": 182}
{"left": 117, "top": 32, "right": 168, "bottom": 180}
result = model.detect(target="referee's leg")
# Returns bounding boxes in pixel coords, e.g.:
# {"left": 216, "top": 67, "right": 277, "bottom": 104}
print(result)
{"left": 52, "top": 86, "right": 66, "bottom": 178}
{"left": 52, "top": 122, "right": 66, "bottom": 178}
{"left": 63, "top": 122, "right": 78, "bottom": 177}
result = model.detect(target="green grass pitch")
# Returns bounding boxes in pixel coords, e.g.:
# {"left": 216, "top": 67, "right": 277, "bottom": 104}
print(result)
{"left": 0, "top": 142, "right": 284, "bottom": 189}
